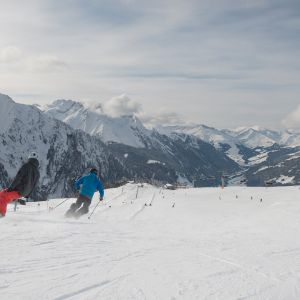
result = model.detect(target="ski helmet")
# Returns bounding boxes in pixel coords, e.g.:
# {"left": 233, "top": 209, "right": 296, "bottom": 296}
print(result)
{"left": 90, "top": 168, "right": 98, "bottom": 174}
{"left": 28, "top": 152, "right": 38, "bottom": 160}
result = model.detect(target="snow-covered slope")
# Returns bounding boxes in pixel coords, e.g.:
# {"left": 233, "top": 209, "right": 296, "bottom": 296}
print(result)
{"left": 2, "top": 183, "right": 300, "bottom": 299}
{"left": 41, "top": 99, "right": 151, "bottom": 148}
{"left": 280, "top": 129, "right": 300, "bottom": 147}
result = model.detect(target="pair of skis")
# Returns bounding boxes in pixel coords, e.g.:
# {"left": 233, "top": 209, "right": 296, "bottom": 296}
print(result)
{"left": 64, "top": 199, "right": 103, "bottom": 220}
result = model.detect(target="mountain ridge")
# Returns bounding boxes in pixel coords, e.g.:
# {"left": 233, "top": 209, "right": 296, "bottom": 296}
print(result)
{"left": 1, "top": 93, "right": 299, "bottom": 193}
{"left": 41, "top": 98, "right": 300, "bottom": 151}
{"left": 41, "top": 97, "right": 300, "bottom": 187}
{"left": 0, "top": 94, "right": 241, "bottom": 199}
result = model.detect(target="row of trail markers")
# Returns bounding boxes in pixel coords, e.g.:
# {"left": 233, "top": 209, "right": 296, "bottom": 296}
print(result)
{"left": 219, "top": 194, "right": 264, "bottom": 203}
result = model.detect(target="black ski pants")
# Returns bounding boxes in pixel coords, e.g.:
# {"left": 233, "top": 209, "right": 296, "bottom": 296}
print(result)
{"left": 69, "top": 194, "right": 91, "bottom": 216}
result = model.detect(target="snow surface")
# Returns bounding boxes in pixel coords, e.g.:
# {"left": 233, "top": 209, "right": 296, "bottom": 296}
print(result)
{"left": 248, "top": 152, "right": 269, "bottom": 165}
{"left": 286, "top": 151, "right": 300, "bottom": 161}
{"left": 275, "top": 175, "right": 295, "bottom": 184}
{"left": 147, "top": 160, "right": 164, "bottom": 165}
{"left": 254, "top": 166, "right": 270, "bottom": 174}
{"left": 2, "top": 183, "right": 300, "bottom": 299}
{"left": 227, "top": 173, "right": 246, "bottom": 186}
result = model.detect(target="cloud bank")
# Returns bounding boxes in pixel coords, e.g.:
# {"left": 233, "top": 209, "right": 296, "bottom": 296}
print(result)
{"left": 102, "top": 94, "right": 185, "bottom": 127}
{"left": 139, "top": 108, "right": 185, "bottom": 128}
{"left": 103, "top": 94, "right": 141, "bottom": 117}
{"left": 0, "top": 0, "right": 299, "bottom": 129}
{"left": 282, "top": 105, "right": 300, "bottom": 129}
{"left": 0, "top": 46, "right": 23, "bottom": 63}
{"left": 0, "top": 45, "right": 67, "bottom": 72}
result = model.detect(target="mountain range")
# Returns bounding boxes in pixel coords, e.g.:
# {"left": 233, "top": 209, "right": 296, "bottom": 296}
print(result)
{"left": 40, "top": 98, "right": 300, "bottom": 186}
{"left": 40, "top": 99, "right": 300, "bottom": 161}
{"left": 0, "top": 93, "right": 299, "bottom": 200}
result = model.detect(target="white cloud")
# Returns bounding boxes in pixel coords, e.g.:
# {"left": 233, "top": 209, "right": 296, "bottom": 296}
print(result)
{"left": 103, "top": 94, "right": 141, "bottom": 117}
{"left": 30, "top": 54, "right": 67, "bottom": 71}
{"left": 0, "top": 46, "right": 23, "bottom": 63}
{"left": 139, "top": 108, "right": 185, "bottom": 128}
{"left": 102, "top": 94, "right": 185, "bottom": 126}
{"left": 282, "top": 105, "right": 300, "bottom": 129}
{"left": 0, "top": 46, "right": 67, "bottom": 72}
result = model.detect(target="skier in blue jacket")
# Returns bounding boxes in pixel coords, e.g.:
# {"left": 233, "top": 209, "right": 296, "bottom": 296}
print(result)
{"left": 65, "top": 168, "right": 104, "bottom": 218}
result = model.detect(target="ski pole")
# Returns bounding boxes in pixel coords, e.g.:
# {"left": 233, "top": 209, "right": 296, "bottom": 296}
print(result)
{"left": 50, "top": 198, "right": 69, "bottom": 211}
{"left": 14, "top": 200, "right": 18, "bottom": 212}
{"left": 88, "top": 199, "right": 102, "bottom": 220}
{"left": 88, "top": 191, "right": 123, "bottom": 219}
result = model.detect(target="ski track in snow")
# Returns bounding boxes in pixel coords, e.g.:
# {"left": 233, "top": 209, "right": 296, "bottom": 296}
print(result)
{"left": 1, "top": 183, "right": 300, "bottom": 299}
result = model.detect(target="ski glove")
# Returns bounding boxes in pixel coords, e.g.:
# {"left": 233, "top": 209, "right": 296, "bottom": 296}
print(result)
{"left": 18, "top": 199, "right": 27, "bottom": 206}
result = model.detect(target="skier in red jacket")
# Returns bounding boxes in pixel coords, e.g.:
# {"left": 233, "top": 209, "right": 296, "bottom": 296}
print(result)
{"left": 0, "top": 152, "right": 40, "bottom": 217}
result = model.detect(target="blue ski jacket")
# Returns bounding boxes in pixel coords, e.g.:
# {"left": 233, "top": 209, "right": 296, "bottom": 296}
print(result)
{"left": 74, "top": 172, "right": 104, "bottom": 200}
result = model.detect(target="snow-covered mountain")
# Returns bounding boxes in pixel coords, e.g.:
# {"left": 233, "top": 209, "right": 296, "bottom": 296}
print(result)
{"left": 244, "top": 144, "right": 300, "bottom": 186}
{"left": 160, "top": 124, "right": 300, "bottom": 149}
{"left": 0, "top": 94, "right": 135, "bottom": 199}
{"left": 279, "top": 129, "right": 300, "bottom": 147}
{"left": 1, "top": 93, "right": 299, "bottom": 190}
{"left": 223, "top": 126, "right": 279, "bottom": 148}
{"left": 40, "top": 98, "right": 300, "bottom": 186}
{"left": 158, "top": 124, "right": 238, "bottom": 148}
{"left": 107, "top": 131, "right": 240, "bottom": 187}
{"left": 227, "top": 126, "right": 300, "bottom": 149}
{"left": 40, "top": 99, "right": 240, "bottom": 184}
{"left": 158, "top": 124, "right": 246, "bottom": 165}
{"left": 156, "top": 124, "right": 300, "bottom": 186}
{"left": 41, "top": 99, "right": 300, "bottom": 154}
{"left": 40, "top": 99, "right": 152, "bottom": 148}
{"left": 158, "top": 124, "right": 300, "bottom": 162}
{"left": 0, "top": 94, "right": 241, "bottom": 196}
{"left": 39, "top": 100, "right": 256, "bottom": 167}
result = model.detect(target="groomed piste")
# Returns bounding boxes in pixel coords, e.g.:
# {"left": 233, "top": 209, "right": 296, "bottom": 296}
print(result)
{"left": 1, "top": 183, "right": 300, "bottom": 299}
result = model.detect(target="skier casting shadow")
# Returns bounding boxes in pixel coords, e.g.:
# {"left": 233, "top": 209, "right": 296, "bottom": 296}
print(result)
{"left": 0, "top": 152, "right": 40, "bottom": 217}
{"left": 65, "top": 168, "right": 104, "bottom": 219}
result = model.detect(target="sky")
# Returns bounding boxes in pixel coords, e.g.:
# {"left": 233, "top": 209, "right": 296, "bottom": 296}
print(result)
{"left": 0, "top": 0, "right": 299, "bottom": 129}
